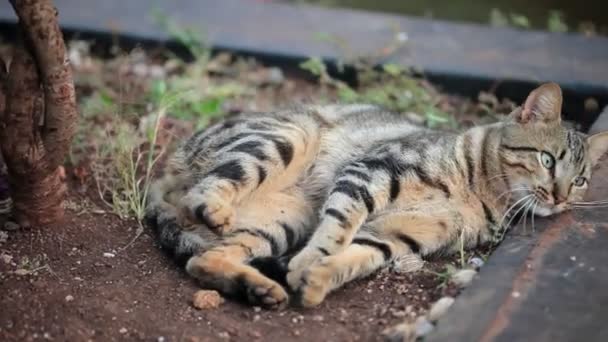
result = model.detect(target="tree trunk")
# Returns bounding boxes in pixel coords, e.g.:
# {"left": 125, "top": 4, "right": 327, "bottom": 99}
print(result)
{"left": 0, "top": 0, "right": 77, "bottom": 227}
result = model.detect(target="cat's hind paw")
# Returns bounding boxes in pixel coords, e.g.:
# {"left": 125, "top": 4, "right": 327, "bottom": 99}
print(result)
{"left": 180, "top": 193, "right": 235, "bottom": 235}
{"left": 245, "top": 281, "right": 289, "bottom": 310}
{"left": 194, "top": 201, "right": 235, "bottom": 234}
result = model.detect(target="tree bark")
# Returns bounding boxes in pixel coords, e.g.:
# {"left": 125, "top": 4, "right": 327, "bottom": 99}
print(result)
{"left": 0, "top": 0, "right": 77, "bottom": 226}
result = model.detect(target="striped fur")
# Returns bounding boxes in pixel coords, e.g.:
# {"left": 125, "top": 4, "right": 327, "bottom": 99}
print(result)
{"left": 145, "top": 84, "right": 608, "bottom": 308}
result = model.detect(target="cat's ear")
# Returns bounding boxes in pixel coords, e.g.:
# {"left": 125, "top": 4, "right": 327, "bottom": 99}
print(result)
{"left": 587, "top": 131, "right": 608, "bottom": 166}
{"left": 513, "top": 82, "right": 563, "bottom": 124}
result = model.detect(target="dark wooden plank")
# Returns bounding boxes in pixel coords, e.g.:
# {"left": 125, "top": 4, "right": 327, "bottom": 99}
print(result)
{"left": 428, "top": 159, "right": 608, "bottom": 342}
{"left": 1, "top": 0, "right": 607, "bottom": 94}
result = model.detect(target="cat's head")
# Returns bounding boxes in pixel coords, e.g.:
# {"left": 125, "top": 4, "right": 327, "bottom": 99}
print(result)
{"left": 499, "top": 82, "right": 608, "bottom": 217}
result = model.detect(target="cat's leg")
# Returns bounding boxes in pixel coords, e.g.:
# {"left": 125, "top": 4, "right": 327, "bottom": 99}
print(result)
{"left": 287, "top": 157, "right": 400, "bottom": 289}
{"left": 145, "top": 170, "right": 221, "bottom": 263}
{"left": 186, "top": 188, "right": 313, "bottom": 309}
{"left": 179, "top": 118, "right": 319, "bottom": 235}
{"left": 295, "top": 232, "right": 406, "bottom": 307}
{"left": 295, "top": 208, "right": 456, "bottom": 307}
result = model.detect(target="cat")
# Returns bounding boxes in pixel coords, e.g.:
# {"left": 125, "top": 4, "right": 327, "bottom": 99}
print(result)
{"left": 145, "top": 83, "right": 608, "bottom": 309}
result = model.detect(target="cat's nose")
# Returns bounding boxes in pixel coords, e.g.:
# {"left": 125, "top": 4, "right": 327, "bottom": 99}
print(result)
{"left": 552, "top": 183, "right": 567, "bottom": 205}
{"left": 554, "top": 194, "right": 567, "bottom": 205}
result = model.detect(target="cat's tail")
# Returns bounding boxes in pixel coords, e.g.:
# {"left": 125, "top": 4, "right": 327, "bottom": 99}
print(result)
{"left": 144, "top": 178, "right": 218, "bottom": 266}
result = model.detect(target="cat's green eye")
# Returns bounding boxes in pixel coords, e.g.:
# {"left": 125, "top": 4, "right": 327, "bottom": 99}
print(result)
{"left": 573, "top": 176, "right": 587, "bottom": 187}
{"left": 540, "top": 151, "right": 555, "bottom": 169}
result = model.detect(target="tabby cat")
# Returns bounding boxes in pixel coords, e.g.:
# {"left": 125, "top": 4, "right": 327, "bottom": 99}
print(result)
{"left": 145, "top": 83, "right": 608, "bottom": 309}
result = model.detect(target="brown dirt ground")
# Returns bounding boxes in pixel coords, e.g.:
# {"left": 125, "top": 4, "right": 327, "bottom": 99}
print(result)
{"left": 0, "top": 40, "right": 495, "bottom": 342}
{"left": 0, "top": 180, "right": 461, "bottom": 342}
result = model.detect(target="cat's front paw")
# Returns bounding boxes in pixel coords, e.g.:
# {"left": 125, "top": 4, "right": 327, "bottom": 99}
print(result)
{"left": 295, "top": 263, "right": 332, "bottom": 308}
{"left": 286, "top": 247, "right": 326, "bottom": 290}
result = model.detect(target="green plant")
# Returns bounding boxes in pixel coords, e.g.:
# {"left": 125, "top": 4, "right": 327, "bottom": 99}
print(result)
{"left": 299, "top": 57, "right": 456, "bottom": 129}
{"left": 148, "top": 76, "right": 245, "bottom": 130}
{"left": 509, "top": 13, "right": 531, "bottom": 29}
{"left": 489, "top": 8, "right": 509, "bottom": 28}
{"left": 16, "top": 254, "right": 50, "bottom": 274}
{"left": 93, "top": 102, "right": 166, "bottom": 232}
{"left": 490, "top": 8, "right": 577, "bottom": 34}
{"left": 547, "top": 10, "right": 568, "bottom": 33}
{"left": 489, "top": 9, "right": 530, "bottom": 29}
{"left": 149, "top": 14, "right": 253, "bottom": 130}
{"left": 151, "top": 8, "right": 210, "bottom": 62}
{"left": 458, "top": 229, "right": 466, "bottom": 269}
{"left": 424, "top": 264, "right": 459, "bottom": 289}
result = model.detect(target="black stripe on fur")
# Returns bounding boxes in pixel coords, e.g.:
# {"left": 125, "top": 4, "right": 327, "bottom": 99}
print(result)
{"left": 144, "top": 209, "right": 196, "bottom": 267}
{"left": 352, "top": 237, "right": 393, "bottom": 260}
{"left": 325, "top": 208, "right": 348, "bottom": 227}
{"left": 249, "top": 254, "right": 293, "bottom": 287}
{"left": 396, "top": 233, "right": 421, "bottom": 254}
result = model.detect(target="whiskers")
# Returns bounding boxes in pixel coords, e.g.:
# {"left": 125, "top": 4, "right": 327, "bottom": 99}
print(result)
{"left": 570, "top": 200, "right": 608, "bottom": 209}
{"left": 487, "top": 173, "right": 511, "bottom": 182}
{"left": 496, "top": 194, "right": 535, "bottom": 241}
{"left": 495, "top": 187, "right": 529, "bottom": 203}
{"left": 517, "top": 196, "right": 538, "bottom": 235}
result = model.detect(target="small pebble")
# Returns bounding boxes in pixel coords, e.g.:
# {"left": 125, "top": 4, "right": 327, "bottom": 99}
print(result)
{"left": 65, "top": 295, "right": 74, "bottom": 302}
{"left": 157, "top": 337, "right": 166, "bottom": 342}
{"left": 585, "top": 98, "right": 599, "bottom": 113}
{"left": 415, "top": 316, "right": 435, "bottom": 337}
{"left": 0, "top": 231, "right": 8, "bottom": 243}
{"left": 14, "top": 269, "right": 29, "bottom": 276}
{"left": 390, "top": 309, "right": 407, "bottom": 318}
{"left": 382, "top": 321, "right": 415, "bottom": 342}
{"left": 103, "top": 252, "right": 115, "bottom": 258}
{"left": 192, "top": 290, "right": 224, "bottom": 309}
{"left": 428, "top": 297, "right": 455, "bottom": 322}
{"left": 404, "top": 112, "right": 426, "bottom": 125}
{"left": 4, "top": 221, "right": 19, "bottom": 231}
{"left": 266, "top": 67, "right": 285, "bottom": 85}
{"left": 512, "top": 291, "right": 521, "bottom": 298}
{"left": 468, "top": 257, "right": 485, "bottom": 270}
{"left": 1, "top": 253, "right": 12, "bottom": 264}
{"left": 119, "top": 328, "right": 127, "bottom": 334}
{"left": 450, "top": 269, "right": 477, "bottom": 288}
{"left": 396, "top": 32, "right": 409, "bottom": 42}
{"left": 250, "top": 330, "right": 262, "bottom": 338}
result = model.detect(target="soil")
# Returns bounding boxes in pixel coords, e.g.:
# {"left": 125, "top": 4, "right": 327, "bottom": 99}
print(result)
{"left": 0, "top": 40, "right": 489, "bottom": 342}
{"left": 0, "top": 183, "right": 459, "bottom": 342}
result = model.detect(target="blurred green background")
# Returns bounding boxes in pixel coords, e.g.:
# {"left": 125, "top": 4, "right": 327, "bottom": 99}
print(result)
{"left": 291, "top": 0, "right": 608, "bottom": 34}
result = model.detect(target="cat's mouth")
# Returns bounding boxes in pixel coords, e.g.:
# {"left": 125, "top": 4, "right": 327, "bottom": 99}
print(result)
{"left": 533, "top": 186, "right": 570, "bottom": 216}
{"left": 508, "top": 187, "right": 567, "bottom": 218}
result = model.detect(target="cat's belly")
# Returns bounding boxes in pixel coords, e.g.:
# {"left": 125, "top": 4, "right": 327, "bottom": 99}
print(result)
{"left": 370, "top": 188, "right": 495, "bottom": 255}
